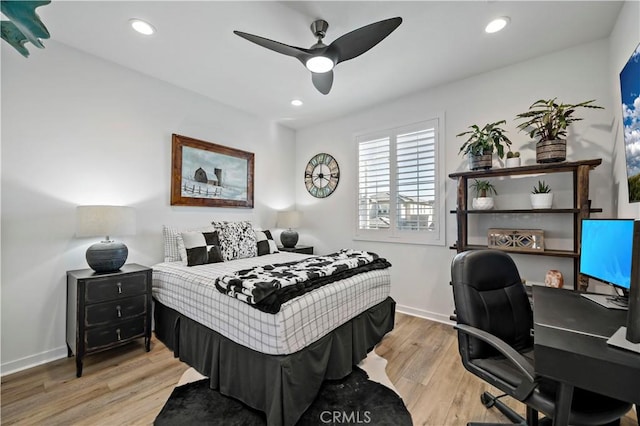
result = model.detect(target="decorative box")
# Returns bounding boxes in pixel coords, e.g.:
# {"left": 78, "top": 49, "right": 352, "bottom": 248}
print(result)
{"left": 487, "top": 228, "right": 544, "bottom": 252}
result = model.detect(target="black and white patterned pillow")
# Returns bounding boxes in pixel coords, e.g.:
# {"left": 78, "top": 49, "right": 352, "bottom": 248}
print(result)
{"left": 211, "top": 221, "right": 258, "bottom": 260}
{"left": 255, "top": 230, "right": 279, "bottom": 256}
{"left": 181, "top": 230, "right": 224, "bottom": 266}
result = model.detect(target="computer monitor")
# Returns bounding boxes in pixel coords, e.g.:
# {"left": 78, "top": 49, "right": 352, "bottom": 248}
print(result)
{"left": 580, "top": 218, "right": 640, "bottom": 351}
{"left": 579, "top": 219, "right": 633, "bottom": 306}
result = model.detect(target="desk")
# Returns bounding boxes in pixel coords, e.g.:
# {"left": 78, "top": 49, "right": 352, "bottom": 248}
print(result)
{"left": 533, "top": 286, "right": 640, "bottom": 426}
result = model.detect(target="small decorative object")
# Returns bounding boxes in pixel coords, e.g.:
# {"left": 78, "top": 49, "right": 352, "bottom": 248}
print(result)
{"left": 304, "top": 153, "right": 340, "bottom": 198}
{"left": 76, "top": 205, "right": 136, "bottom": 273}
{"left": 457, "top": 120, "right": 512, "bottom": 170}
{"left": 545, "top": 269, "right": 564, "bottom": 288}
{"left": 488, "top": 228, "right": 545, "bottom": 252}
{"left": 171, "top": 134, "right": 254, "bottom": 208}
{"left": 505, "top": 150, "right": 521, "bottom": 168}
{"left": 470, "top": 179, "right": 496, "bottom": 210}
{"left": 515, "top": 98, "right": 603, "bottom": 163}
{"left": 1, "top": 0, "right": 51, "bottom": 58}
{"left": 530, "top": 180, "right": 553, "bottom": 209}
{"left": 277, "top": 210, "right": 302, "bottom": 248}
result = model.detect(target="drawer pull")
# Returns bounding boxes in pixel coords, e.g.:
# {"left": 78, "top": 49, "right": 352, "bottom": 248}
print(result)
{"left": 116, "top": 282, "right": 122, "bottom": 294}
{"left": 116, "top": 305, "right": 122, "bottom": 318}
{"left": 116, "top": 328, "right": 121, "bottom": 341}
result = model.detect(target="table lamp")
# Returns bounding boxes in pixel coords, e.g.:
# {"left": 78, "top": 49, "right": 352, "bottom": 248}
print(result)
{"left": 76, "top": 205, "right": 135, "bottom": 273}
{"left": 277, "top": 210, "right": 301, "bottom": 248}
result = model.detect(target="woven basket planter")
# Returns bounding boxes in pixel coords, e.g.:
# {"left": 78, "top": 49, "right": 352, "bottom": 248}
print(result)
{"left": 536, "top": 139, "right": 566, "bottom": 163}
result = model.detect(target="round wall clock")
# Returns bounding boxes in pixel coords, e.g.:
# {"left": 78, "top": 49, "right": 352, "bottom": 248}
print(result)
{"left": 304, "top": 153, "right": 340, "bottom": 198}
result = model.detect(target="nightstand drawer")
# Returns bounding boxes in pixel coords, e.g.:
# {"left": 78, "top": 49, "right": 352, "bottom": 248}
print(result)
{"left": 85, "top": 273, "right": 147, "bottom": 303}
{"left": 85, "top": 295, "right": 147, "bottom": 327}
{"left": 85, "top": 317, "right": 146, "bottom": 351}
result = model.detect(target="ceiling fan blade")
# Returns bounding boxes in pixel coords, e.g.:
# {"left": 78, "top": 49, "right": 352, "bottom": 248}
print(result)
{"left": 233, "top": 30, "right": 311, "bottom": 62}
{"left": 312, "top": 71, "right": 334, "bottom": 95}
{"left": 327, "top": 17, "right": 402, "bottom": 64}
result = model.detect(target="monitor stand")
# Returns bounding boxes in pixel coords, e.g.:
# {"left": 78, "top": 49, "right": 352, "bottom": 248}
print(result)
{"left": 580, "top": 293, "right": 628, "bottom": 311}
{"left": 607, "top": 326, "right": 640, "bottom": 353}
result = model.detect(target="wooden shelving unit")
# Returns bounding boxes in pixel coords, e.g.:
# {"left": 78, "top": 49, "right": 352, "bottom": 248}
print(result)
{"left": 448, "top": 158, "right": 602, "bottom": 291}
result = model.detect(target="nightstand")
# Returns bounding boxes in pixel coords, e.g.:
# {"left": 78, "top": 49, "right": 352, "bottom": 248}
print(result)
{"left": 66, "top": 264, "right": 152, "bottom": 377}
{"left": 278, "top": 245, "right": 314, "bottom": 255}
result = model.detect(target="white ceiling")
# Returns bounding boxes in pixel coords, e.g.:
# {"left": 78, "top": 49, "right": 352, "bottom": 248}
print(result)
{"left": 35, "top": 1, "right": 623, "bottom": 130}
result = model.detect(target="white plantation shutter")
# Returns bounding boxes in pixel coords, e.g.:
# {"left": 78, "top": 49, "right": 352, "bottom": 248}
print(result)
{"left": 358, "top": 137, "right": 390, "bottom": 230}
{"left": 355, "top": 117, "right": 444, "bottom": 245}
{"left": 396, "top": 128, "right": 436, "bottom": 231}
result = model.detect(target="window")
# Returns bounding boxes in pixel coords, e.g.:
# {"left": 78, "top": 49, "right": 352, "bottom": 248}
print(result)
{"left": 355, "top": 118, "right": 445, "bottom": 245}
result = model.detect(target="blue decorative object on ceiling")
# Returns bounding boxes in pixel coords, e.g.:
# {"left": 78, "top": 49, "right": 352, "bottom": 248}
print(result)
{"left": 1, "top": 0, "right": 51, "bottom": 58}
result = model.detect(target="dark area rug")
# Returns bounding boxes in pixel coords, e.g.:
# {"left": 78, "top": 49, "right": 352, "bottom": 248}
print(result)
{"left": 154, "top": 366, "right": 412, "bottom": 425}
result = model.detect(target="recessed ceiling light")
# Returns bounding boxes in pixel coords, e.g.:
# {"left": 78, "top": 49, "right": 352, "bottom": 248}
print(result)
{"left": 485, "top": 16, "right": 510, "bottom": 34}
{"left": 129, "top": 19, "right": 156, "bottom": 35}
{"left": 291, "top": 99, "right": 303, "bottom": 107}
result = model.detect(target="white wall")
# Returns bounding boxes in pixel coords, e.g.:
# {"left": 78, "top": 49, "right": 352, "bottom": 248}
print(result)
{"left": 295, "top": 39, "right": 617, "bottom": 320}
{"left": 610, "top": 0, "right": 640, "bottom": 220}
{"left": 1, "top": 41, "right": 296, "bottom": 374}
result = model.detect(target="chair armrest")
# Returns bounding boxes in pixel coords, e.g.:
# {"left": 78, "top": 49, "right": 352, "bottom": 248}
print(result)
{"left": 455, "top": 323, "right": 538, "bottom": 400}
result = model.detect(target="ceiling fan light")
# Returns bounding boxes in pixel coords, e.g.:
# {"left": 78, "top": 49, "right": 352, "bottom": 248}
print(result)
{"left": 130, "top": 19, "right": 156, "bottom": 35}
{"left": 485, "top": 17, "right": 510, "bottom": 34}
{"left": 305, "top": 56, "right": 334, "bottom": 73}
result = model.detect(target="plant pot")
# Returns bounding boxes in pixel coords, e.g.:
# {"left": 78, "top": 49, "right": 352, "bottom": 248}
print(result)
{"left": 472, "top": 197, "right": 494, "bottom": 210}
{"left": 536, "top": 139, "right": 566, "bottom": 163}
{"left": 505, "top": 157, "right": 521, "bottom": 168}
{"left": 530, "top": 193, "right": 553, "bottom": 209}
{"left": 469, "top": 153, "right": 492, "bottom": 170}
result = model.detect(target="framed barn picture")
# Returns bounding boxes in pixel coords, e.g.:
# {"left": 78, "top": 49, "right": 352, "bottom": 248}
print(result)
{"left": 171, "top": 134, "right": 254, "bottom": 208}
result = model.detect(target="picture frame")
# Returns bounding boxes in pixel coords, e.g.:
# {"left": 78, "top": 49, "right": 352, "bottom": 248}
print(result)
{"left": 620, "top": 42, "right": 640, "bottom": 203}
{"left": 171, "top": 134, "right": 254, "bottom": 208}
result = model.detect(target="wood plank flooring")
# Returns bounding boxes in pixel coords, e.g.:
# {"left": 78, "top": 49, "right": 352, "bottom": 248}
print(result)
{"left": 1, "top": 313, "right": 637, "bottom": 425}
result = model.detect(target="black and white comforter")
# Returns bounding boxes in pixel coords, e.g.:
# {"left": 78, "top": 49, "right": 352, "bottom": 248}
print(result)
{"left": 215, "top": 249, "right": 391, "bottom": 313}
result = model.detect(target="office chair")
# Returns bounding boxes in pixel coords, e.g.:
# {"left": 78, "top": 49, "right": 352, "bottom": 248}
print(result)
{"left": 450, "top": 250, "right": 632, "bottom": 426}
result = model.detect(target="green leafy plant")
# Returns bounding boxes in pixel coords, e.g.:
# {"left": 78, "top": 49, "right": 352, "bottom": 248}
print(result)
{"left": 506, "top": 150, "right": 520, "bottom": 159}
{"left": 470, "top": 179, "right": 497, "bottom": 198}
{"left": 457, "top": 120, "right": 513, "bottom": 159}
{"left": 532, "top": 180, "right": 551, "bottom": 194}
{"left": 515, "top": 98, "right": 603, "bottom": 142}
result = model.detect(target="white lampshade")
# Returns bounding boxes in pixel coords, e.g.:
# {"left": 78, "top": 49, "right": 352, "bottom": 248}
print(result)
{"left": 277, "top": 211, "right": 301, "bottom": 229}
{"left": 76, "top": 205, "right": 136, "bottom": 239}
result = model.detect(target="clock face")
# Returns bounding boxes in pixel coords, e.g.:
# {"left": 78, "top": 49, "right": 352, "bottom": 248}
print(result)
{"left": 304, "top": 153, "right": 340, "bottom": 198}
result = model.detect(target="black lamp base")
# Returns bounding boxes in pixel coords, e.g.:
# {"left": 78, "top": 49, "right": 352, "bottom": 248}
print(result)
{"left": 280, "top": 229, "right": 299, "bottom": 248}
{"left": 86, "top": 241, "right": 128, "bottom": 273}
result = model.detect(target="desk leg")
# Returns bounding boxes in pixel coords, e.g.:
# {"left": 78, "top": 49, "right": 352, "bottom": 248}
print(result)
{"left": 553, "top": 383, "right": 573, "bottom": 426}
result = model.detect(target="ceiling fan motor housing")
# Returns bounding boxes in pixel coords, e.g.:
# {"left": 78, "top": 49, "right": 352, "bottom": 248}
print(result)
{"left": 311, "top": 20, "right": 329, "bottom": 39}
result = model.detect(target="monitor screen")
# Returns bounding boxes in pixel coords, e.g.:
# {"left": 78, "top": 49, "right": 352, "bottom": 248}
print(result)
{"left": 580, "top": 219, "right": 634, "bottom": 289}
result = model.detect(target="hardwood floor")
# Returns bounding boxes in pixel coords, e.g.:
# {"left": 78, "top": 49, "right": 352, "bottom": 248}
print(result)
{"left": 1, "top": 313, "right": 637, "bottom": 425}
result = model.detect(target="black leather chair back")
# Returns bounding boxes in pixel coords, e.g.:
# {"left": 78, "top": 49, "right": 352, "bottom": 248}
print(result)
{"left": 451, "top": 250, "right": 533, "bottom": 360}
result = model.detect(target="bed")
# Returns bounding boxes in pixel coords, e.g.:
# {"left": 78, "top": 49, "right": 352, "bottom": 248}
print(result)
{"left": 152, "top": 224, "right": 395, "bottom": 426}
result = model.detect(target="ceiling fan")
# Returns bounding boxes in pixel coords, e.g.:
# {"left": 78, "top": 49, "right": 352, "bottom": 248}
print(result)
{"left": 233, "top": 17, "right": 402, "bottom": 95}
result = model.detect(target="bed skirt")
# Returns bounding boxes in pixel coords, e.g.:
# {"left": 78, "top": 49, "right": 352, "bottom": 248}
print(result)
{"left": 153, "top": 296, "right": 396, "bottom": 426}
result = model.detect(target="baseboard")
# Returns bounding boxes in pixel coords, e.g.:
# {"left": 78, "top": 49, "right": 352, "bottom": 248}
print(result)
{"left": 1, "top": 346, "right": 68, "bottom": 377}
{"left": 395, "top": 304, "right": 454, "bottom": 325}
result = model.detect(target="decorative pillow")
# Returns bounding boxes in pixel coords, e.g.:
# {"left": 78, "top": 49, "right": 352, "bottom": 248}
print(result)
{"left": 181, "top": 230, "right": 224, "bottom": 266}
{"left": 255, "top": 230, "right": 279, "bottom": 256}
{"left": 162, "top": 225, "right": 182, "bottom": 262}
{"left": 211, "top": 221, "right": 257, "bottom": 260}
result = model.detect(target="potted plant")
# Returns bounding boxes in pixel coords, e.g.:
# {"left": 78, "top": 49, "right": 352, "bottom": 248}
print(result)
{"left": 515, "top": 98, "right": 603, "bottom": 163}
{"left": 470, "top": 179, "right": 497, "bottom": 210}
{"left": 530, "top": 180, "right": 553, "bottom": 209}
{"left": 457, "top": 120, "right": 512, "bottom": 170}
{"left": 505, "top": 150, "right": 521, "bottom": 168}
